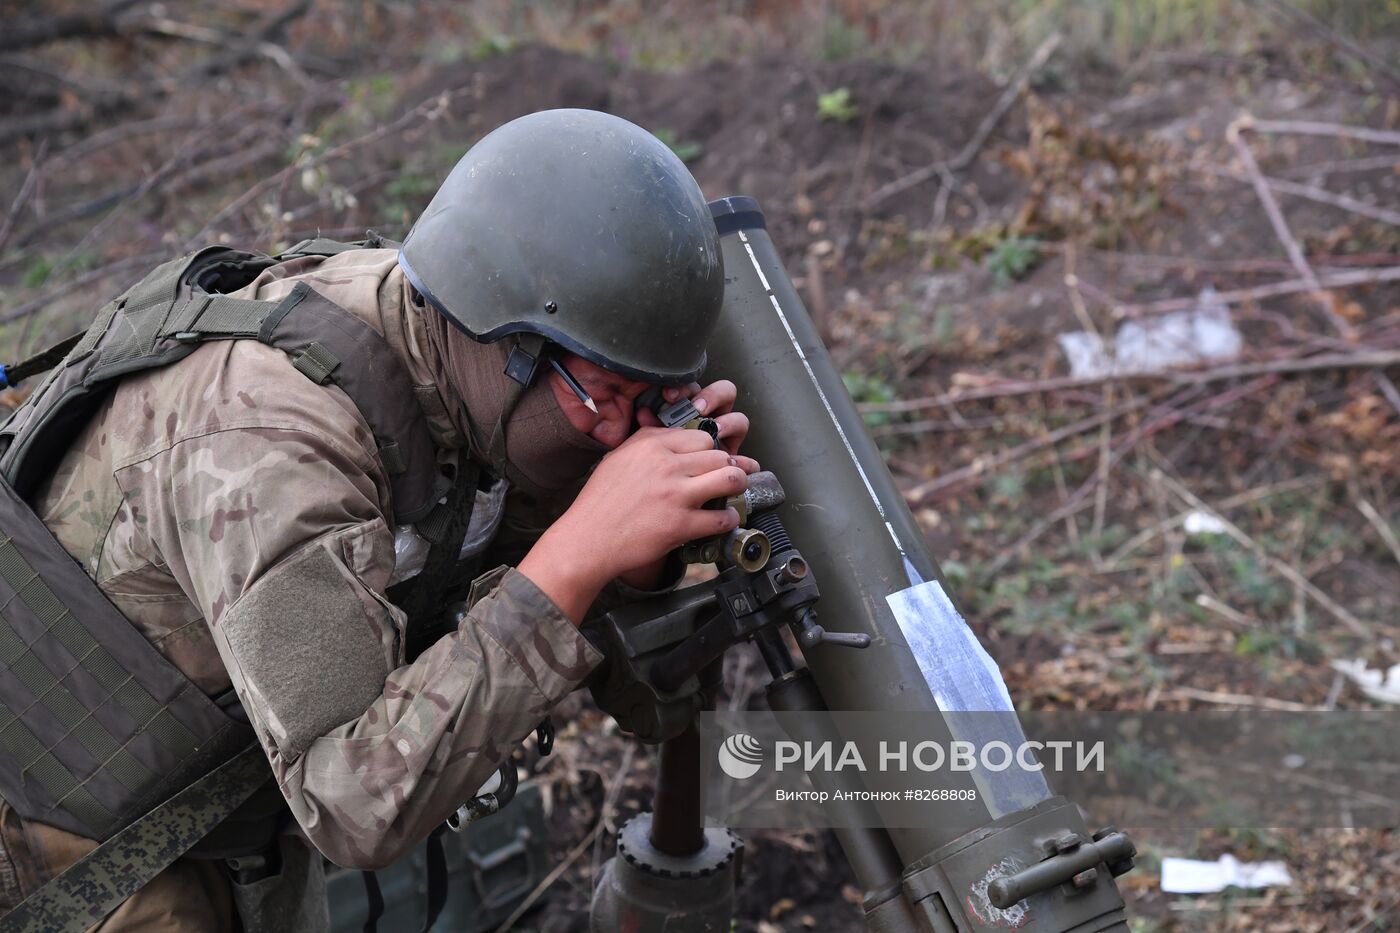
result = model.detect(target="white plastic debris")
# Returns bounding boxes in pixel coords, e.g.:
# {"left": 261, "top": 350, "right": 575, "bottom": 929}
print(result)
{"left": 389, "top": 524, "right": 432, "bottom": 586}
{"left": 1182, "top": 511, "right": 1229, "bottom": 536}
{"left": 387, "top": 479, "right": 510, "bottom": 586}
{"left": 1330, "top": 659, "right": 1400, "bottom": 705}
{"left": 1059, "top": 286, "right": 1242, "bottom": 379}
{"left": 1160, "top": 855, "right": 1293, "bottom": 894}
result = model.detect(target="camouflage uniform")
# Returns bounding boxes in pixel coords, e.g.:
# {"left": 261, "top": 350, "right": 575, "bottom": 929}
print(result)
{"left": 0, "top": 250, "right": 611, "bottom": 930}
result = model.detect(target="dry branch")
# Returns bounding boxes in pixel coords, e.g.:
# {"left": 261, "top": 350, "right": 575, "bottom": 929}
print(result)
{"left": 1105, "top": 476, "right": 1326, "bottom": 566}
{"left": 1193, "top": 161, "right": 1400, "bottom": 227}
{"left": 0, "top": 1, "right": 314, "bottom": 147}
{"left": 173, "top": 0, "right": 313, "bottom": 85}
{"left": 1171, "top": 686, "right": 1320, "bottom": 712}
{"left": 1278, "top": 154, "right": 1400, "bottom": 179}
{"left": 1248, "top": 120, "right": 1400, "bottom": 146}
{"left": 982, "top": 379, "right": 1275, "bottom": 574}
{"left": 903, "top": 392, "right": 1155, "bottom": 502}
{"left": 1194, "top": 594, "right": 1259, "bottom": 629}
{"left": 1377, "top": 371, "right": 1400, "bottom": 417}
{"left": 1113, "top": 266, "right": 1400, "bottom": 318}
{"left": 0, "top": 97, "right": 136, "bottom": 146}
{"left": 188, "top": 86, "right": 465, "bottom": 246}
{"left": 143, "top": 11, "right": 315, "bottom": 90}
{"left": 0, "top": 0, "right": 145, "bottom": 53}
{"left": 1355, "top": 497, "right": 1400, "bottom": 567}
{"left": 0, "top": 141, "right": 47, "bottom": 255}
{"left": 1152, "top": 468, "right": 1372, "bottom": 638}
{"left": 864, "top": 32, "right": 1061, "bottom": 208}
{"left": 861, "top": 348, "right": 1400, "bottom": 415}
{"left": 1228, "top": 116, "right": 1356, "bottom": 339}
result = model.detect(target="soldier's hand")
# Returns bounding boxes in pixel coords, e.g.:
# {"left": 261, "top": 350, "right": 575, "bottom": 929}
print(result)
{"left": 637, "top": 379, "right": 753, "bottom": 458}
{"left": 518, "top": 427, "right": 755, "bottom": 624}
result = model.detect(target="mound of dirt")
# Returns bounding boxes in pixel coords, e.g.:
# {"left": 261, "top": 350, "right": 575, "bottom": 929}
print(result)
{"left": 400, "top": 45, "right": 1004, "bottom": 259}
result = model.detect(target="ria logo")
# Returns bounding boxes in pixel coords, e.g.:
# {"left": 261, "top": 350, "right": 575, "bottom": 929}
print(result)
{"left": 717, "top": 733, "right": 764, "bottom": 780}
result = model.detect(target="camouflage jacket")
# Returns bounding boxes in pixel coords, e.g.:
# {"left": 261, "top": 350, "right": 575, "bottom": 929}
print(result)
{"left": 0, "top": 249, "right": 612, "bottom": 931}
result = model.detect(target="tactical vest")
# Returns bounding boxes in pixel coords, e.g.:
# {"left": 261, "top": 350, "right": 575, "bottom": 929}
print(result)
{"left": 0, "top": 240, "right": 459, "bottom": 845}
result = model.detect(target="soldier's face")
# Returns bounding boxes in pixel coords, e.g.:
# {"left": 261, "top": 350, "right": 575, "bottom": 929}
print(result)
{"left": 547, "top": 353, "right": 656, "bottom": 449}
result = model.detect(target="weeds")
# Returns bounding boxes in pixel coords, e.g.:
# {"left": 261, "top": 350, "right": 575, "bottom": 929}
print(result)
{"left": 816, "top": 88, "right": 859, "bottom": 123}
{"left": 382, "top": 172, "right": 438, "bottom": 225}
{"left": 842, "top": 370, "right": 897, "bottom": 426}
{"left": 652, "top": 128, "right": 703, "bottom": 163}
{"left": 472, "top": 34, "right": 516, "bottom": 60}
{"left": 819, "top": 16, "right": 868, "bottom": 62}
{"left": 22, "top": 259, "right": 52, "bottom": 289}
{"left": 987, "top": 235, "right": 1042, "bottom": 284}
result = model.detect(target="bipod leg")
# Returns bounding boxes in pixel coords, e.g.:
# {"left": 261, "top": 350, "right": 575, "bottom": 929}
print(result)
{"left": 591, "top": 667, "right": 742, "bottom": 933}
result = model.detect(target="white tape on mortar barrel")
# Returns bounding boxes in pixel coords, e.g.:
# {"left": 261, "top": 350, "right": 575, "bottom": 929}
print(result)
{"left": 885, "top": 578, "right": 1052, "bottom": 816}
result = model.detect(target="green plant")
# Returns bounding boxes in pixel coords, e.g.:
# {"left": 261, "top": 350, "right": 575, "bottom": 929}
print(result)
{"left": 817, "top": 88, "right": 859, "bottom": 123}
{"left": 842, "top": 371, "right": 896, "bottom": 427}
{"left": 346, "top": 73, "right": 400, "bottom": 120}
{"left": 940, "top": 559, "right": 971, "bottom": 587}
{"left": 991, "top": 470, "right": 1028, "bottom": 507}
{"left": 1225, "top": 551, "right": 1289, "bottom": 611}
{"left": 472, "top": 34, "right": 515, "bottom": 60}
{"left": 652, "top": 128, "right": 703, "bottom": 164}
{"left": 818, "top": 16, "right": 867, "bottom": 62}
{"left": 931, "top": 305, "right": 956, "bottom": 345}
{"left": 987, "top": 236, "right": 1041, "bottom": 284}
{"left": 22, "top": 258, "right": 53, "bottom": 289}
{"left": 383, "top": 172, "right": 439, "bottom": 223}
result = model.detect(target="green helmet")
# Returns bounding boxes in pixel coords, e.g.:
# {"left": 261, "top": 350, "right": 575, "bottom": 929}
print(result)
{"left": 399, "top": 109, "right": 723, "bottom": 386}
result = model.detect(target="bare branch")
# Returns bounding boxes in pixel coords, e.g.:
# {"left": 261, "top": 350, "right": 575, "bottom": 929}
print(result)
{"left": 903, "top": 393, "right": 1157, "bottom": 502}
{"left": 1355, "top": 497, "right": 1400, "bottom": 567}
{"left": 860, "top": 348, "right": 1400, "bottom": 415}
{"left": 1248, "top": 120, "right": 1400, "bottom": 146}
{"left": 864, "top": 32, "right": 1062, "bottom": 209}
{"left": 1153, "top": 468, "right": 1372, "bottom": 638}
{"left": 0, "top": 140, "right": 47, "bottom": 254}
{"left": 1114, "top": 266, "right": 1400, "bottom": 319}
{"left": 1193, "top": 161, "right": 1400, "bottom": 227}
{"left": 0, "top": 0, "right": 145, "bottom": 53}
{"left": 1228, "top": 116, "right": 1356, "bottom": 339}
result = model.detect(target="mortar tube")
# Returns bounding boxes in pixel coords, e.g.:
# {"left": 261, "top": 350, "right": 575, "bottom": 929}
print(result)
{"left": 706, "top": 196, "right": 1049, "bottom": 862}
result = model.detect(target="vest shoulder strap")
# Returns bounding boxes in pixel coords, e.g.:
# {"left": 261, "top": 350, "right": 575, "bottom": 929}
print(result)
{"left": 1, "top": 246, "right": 445, "bottom": 523}
{"left": 276, "top": 229, "right": 401, "bottom": 260}
{"left": 0, "top": 745, "right": 268, "bottom": 933}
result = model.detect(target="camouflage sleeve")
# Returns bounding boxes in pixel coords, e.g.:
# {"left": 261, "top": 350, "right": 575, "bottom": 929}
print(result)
{"left": 121, "top": 402, "right": 600, "bottom": 869}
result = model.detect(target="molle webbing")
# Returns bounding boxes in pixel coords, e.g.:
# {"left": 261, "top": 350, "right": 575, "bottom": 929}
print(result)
{"left": 0, "top": 475, "right": 250, "bottom": 841}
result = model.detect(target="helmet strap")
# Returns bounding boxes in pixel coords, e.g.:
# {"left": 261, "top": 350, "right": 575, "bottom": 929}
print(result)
{"left": 486, "top": 333, "right": 547, "bottom": 469}
{"left": 503, "top": 333, "right": 546, "bottom": 387}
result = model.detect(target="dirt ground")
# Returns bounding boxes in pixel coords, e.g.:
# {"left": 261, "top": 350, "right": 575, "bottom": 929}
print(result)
{"left": 1, "top": 2, "right": 1398, "bottom": 931}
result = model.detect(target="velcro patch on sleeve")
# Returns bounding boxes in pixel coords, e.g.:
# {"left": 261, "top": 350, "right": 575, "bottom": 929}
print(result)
{"left": 221, "top": 530, "right": 390, "bottom": 758}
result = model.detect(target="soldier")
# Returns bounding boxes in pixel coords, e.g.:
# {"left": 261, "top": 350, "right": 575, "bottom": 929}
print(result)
{"left": 0, "top": 109, "right": 753, "bottom": 930}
